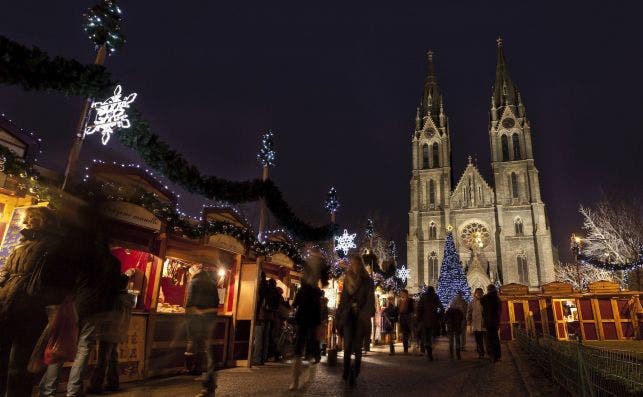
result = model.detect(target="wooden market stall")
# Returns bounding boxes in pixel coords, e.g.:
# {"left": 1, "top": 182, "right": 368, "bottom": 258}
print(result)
{"left": 499, "top": 280, "right": 642, "bottom": 342}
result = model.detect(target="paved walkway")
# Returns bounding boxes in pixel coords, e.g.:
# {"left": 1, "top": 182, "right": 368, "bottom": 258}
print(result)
{"left": 109, "top": 337, "right": 564, "bottom": 397}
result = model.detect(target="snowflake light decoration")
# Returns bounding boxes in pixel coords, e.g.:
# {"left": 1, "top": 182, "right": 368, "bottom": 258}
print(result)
{"left": 334, "top": 229, "right": 356, "bottom": 256}
{"left": 84, "top": 85, "right": 137, "bottom": 145}
{"left": 396, "top": 266, "right": 410, "bottom": 282}
{"left": 324, "top": 187, "right": 340, "bottom": 214}
{"left": 257, "top": 130, "right": 276, "bottom": 167}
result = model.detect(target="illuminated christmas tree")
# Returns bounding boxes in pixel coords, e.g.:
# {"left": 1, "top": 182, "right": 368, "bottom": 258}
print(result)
{"left": 436, "top": 231, "right": 471, "bottom": 305}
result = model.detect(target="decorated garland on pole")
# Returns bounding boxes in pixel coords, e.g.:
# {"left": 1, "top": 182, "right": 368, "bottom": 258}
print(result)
{"left": 78, "top": 180, "right": 304, "bottom": 267}
{"left": 0, "top": 35, "right": 332, "bottom": 241}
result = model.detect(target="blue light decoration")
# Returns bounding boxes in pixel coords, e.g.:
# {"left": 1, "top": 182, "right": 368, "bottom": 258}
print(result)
{"left": 436, "top": 232, "right": 472, "bottom": 305}
{"left": 83, "top": 0, "right": 125, "bottom": 53}
{"left": 324, "top": 187, "right": 340, "bottom": 214}
{"left": 257, "top": 130, "right": 276, "bottom": 167}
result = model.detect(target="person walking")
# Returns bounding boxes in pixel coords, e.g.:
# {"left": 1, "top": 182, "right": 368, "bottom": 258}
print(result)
{"left": 336, "top": 254, "right": 374, "bottom": 387}
{"left": 185, "top": 266, "right": 220, "bottom": 397}
{"left": 467, "top": 287, "right": 486, "bottom": 358}
{"left": 416, "top": 286, "right": 443, "bottom": 361}
{"left": 289, "top": 252, "right": 328, "bottom": 390}
{"left": 382, "top": 299, "right": 399, "bottom": 355}
{"left": 481, "top": 284, "right": 502, "bottom": 362}
{"left": 39, "top": 235, "right": 121, "bottom": 397}
{"left": 445, "top": 293, "right": 467, "bottom": 360}
{"left": 87, "top": 274, "right": 135, "bottom": 393}
{"left": 0, "top": 207, "right": 70, "bottom": 397}
{"left": 397, "top": 289, "right": 414, "bottom": 355}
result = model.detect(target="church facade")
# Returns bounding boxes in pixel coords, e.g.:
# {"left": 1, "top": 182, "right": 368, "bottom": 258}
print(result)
{"left": 407, "top": 39, "right": 555, "bottom": 293}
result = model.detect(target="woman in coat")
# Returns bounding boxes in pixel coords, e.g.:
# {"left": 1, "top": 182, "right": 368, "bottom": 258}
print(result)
{"left": 336, "top": 254, "right": 374, "bottom": 387}
{"left": 481, "top": 284, "right": 502, "bottom": 362}
{"left": 467, "top": 287, "right": 486, "bottom": 358}
{"left": 0, "top": 207, "right": 69, "bottom": 397}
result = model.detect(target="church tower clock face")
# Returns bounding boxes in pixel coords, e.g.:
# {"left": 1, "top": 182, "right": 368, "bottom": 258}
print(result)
{"left": 460, "top": 222, "right": 490, "bottom": 250}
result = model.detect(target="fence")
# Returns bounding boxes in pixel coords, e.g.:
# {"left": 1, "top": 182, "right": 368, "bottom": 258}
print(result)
{"left": 516, "top": 328, "right": 643, "bottom": 396}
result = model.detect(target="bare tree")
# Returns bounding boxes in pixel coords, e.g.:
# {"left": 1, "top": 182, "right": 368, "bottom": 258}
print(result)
{"left": 578, "top": 197, "right": 643, "bottom": 290}
{"left": 554, "top": 261, "right": 624, "bottom": 291}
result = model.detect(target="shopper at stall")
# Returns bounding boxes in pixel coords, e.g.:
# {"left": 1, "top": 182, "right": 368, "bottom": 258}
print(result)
{"left": 445, "top": 293, "right": 467, "bottom": 360}
{"left": 185, "top": 265, "right": 220, "bottom": 397}
{"left": 87, "top": 273, "right": 135, "bottom": 393}
{"left": 467, "top": 287, "right": 486, "bottom": 358}
{"left": 0, "top": 207, "right": 69, "bottom": 397}
{"left": 481, "top": 284, "right": 502, "bottom": 362}
{"left": 40, "top": 234, "right": 121, "bottom": 397}
{"left": 289, "top": 252, "right": 328, "bottom": 390}
{"left": 336, "top": 254, "right": 375, "bottom": 388}
{"left": 397, "top": 289, "right": 414, "bottom": 354}
{"left": 251, "top": 271, "right": 269, "bottom": 366}
{"left": 382, "top": 298, "right": 399, "bottom": 355}
{"left": 416, "top": 286, "right": 443, "bottom": 361}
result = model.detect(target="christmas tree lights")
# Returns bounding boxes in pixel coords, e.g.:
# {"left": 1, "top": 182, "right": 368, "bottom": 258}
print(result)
{"left": 324, "top": 187, "right": 340, "bottom": 214}
{"left": 257, "top": 130, "right": 276, "bottom": 167}
{"left": 83, "top": 0, "right": 125, "bottom": 53}
{"left": 436, "top": 232, "right": 472, "bottom": 305}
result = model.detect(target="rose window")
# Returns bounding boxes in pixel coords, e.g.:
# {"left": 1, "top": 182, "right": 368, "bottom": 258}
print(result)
{"left": 460, "top": 222, "right": 490, "bottom": 250}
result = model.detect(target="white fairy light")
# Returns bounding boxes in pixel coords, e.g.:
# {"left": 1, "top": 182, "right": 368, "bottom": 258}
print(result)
{"left": 334, "top": 229, "right": 356, "bottom": 256}
{"left": 396, "top": 266, "right": 410, "bottom": 282}
{"left": 84, "top": 85, "right": 137, "bottom": 145}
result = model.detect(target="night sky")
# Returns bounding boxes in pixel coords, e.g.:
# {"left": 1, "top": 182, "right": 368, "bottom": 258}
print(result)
{"left": 1, "top": 1, "right": 642, "bottom": 262}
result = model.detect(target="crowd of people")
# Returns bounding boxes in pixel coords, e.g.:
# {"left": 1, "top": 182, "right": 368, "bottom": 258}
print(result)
{"left": 0, "top": 207, "right": 136, "bottom": 397}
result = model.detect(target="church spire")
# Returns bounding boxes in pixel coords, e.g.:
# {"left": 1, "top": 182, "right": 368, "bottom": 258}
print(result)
{"left": 421, "top": 50, "right": 443, "bottom": 123}
{"left": 492, "top": 37, "right": 519, "bottom": 109}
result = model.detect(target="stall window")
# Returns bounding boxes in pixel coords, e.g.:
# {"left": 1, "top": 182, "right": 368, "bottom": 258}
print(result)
{"left": 111, "top": 247, "right": 160, "bottom": 311}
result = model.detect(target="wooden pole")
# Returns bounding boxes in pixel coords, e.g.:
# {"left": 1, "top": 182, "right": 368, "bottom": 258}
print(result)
{"left": 257, "top": 165, "right": 269, "bottom": 241}
{"left": 62, "top": 45, "right": 107, "bottom": 190}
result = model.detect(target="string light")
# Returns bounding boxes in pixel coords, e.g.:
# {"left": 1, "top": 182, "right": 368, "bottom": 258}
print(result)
{"left": 324, "top": 187, "right": 340, "bottom": 214}
{"left": 84, "top": 85, "right": 137, "bottom": 145}
{"left": 257, "top": 130, "right": 276, "bottom": 167}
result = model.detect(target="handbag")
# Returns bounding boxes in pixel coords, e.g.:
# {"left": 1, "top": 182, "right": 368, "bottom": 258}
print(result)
{"left": 44, "top": 296, "right": 79, "bottom": 365}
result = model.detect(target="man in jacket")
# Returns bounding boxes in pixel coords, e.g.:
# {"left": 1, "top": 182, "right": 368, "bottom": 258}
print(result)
{"left": 397, "top": 289, "right": 414, "bottom": 354}
{"left": 416, "top": 286, "right": 443, "bottom": 361}
{"left": 481, "top": 284, "right": 502, "bottom": 362}
{"left": 186, "top": 266, "right": 220, "bottom": 397}
{"left": 0, "top": 207, "right": 69, "bottom": 397}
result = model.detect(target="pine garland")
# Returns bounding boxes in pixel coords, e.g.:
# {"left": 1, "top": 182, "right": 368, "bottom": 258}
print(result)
{"left": 0, "top": 35, "right": 332, "bottom": 241}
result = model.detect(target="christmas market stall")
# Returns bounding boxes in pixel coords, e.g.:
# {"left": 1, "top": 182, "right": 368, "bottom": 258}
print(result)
{"left": 498, "top": 281, "right": 642, "bottom": 341}
{"left": 87, "top": 164, "right": 171, "bottom": 382}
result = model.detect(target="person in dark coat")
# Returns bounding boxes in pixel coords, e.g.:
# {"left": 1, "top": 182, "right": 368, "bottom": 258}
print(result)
{"left": 186, "top": 266, "right": 220, "bottom": 397}
{"left": 416, "top": 286, "right": 444, "bottom": 361}
{"left": 481, "top": 284, "right": 502, "bottom": 362}
{"left": 397, "top": 289, "right": 414, "bottom": 354}
{"left": 445, "top": 293, "right": 467, "bottom": 360}
{"left": 40, "top": 234, "right": 121, "bottom": 397}
{"left": 88, "top": 273, "right": 135, "bottom": 393}
{"left": 382, "top": 299, "right": 399, "bottom": 355}
{"left": 336, "top": 254, "right": 375, "bottom": 387}
{"left": 289, "top": 252, "right": 328, "bottom": 391}
{"left": 0, "top": 207, "right": 69, "bottom": 397}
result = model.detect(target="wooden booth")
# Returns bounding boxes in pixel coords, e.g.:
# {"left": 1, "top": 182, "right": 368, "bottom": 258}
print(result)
{"left": 499, "top": 281, "right": 642, "bottom": 342}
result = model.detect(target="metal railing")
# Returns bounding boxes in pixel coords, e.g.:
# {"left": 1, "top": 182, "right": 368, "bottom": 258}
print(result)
{"left": 516, "top": 328, "right": 643, "bottom": 397}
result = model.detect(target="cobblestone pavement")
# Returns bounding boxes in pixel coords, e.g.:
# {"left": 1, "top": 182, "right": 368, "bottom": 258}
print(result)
{"left": 109, "top": 337, "right": 564, "bottom": 397}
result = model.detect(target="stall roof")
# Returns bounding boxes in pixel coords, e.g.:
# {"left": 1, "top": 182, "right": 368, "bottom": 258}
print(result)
{"left": 89, "top": 164, "right": 176, "bottom": 203}
{"left": 203, "top": 206, "right": 248, "bottom": 228}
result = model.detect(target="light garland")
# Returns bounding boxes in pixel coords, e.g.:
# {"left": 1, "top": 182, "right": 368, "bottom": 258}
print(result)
{"left": 257, "top": 130, "right": 276, "bottom": 167}
{"left": 83, "top": 0, "right": 125, "bottom": 53}
{"left": 324, "top": 187, "right": 340, "bottom": 214}
{"left": 365, "top": 218, "right": 374, "bottom": 240}
{"left": 84, "top": 84, "right": 137, "bottom": 145}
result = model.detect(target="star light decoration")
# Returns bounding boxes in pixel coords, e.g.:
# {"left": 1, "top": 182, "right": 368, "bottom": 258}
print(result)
{"left": 334, "top": 229, "right": 356, "bottom": 256}
{"left": 257, "top": 130, "right": 276, "bottom": 167}
{"left": 84, "top": 85, "right": 137, "bottom": 145}
{"left": 396, "top": 266, "right": 410, "bottom": 282}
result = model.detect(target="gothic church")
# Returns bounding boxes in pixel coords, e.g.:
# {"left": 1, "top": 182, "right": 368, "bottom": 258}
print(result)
{"left": 407, "top": 39, "right": 555, "bottom": 293}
